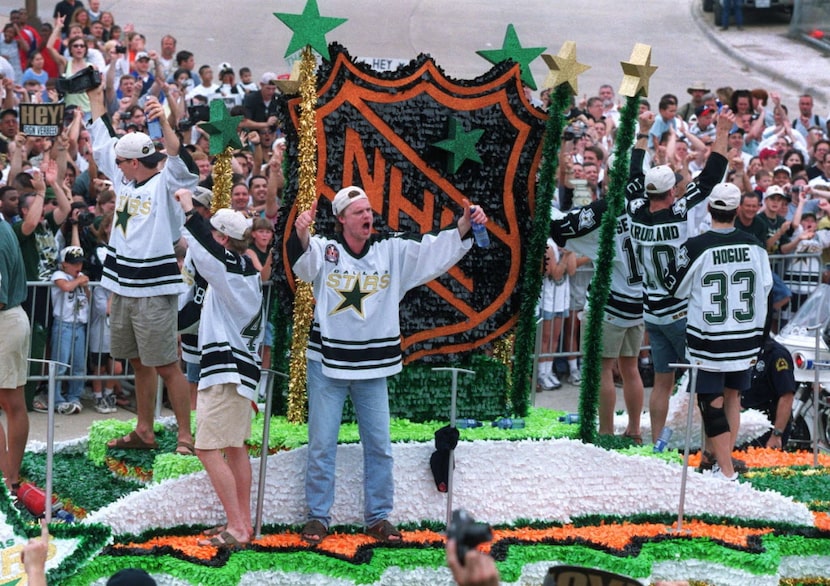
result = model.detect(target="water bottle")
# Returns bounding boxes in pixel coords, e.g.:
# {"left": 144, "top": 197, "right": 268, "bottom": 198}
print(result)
{"left": 492, "top": 417, "right": 525, "bottom": 429}
{"left": 558, "top": 413, "right": 579, "bottom": 424}
{"left": 147, "top": 116, "right": 163, "bottom": 140}
{"left": 470, "top": 206, "right": 490, "bottom": 248}
{"left": 456, "top": 418, "right": 482, "bottom": 429}
{"left": 653, "top": 427, "right": 673, "bottom": 452}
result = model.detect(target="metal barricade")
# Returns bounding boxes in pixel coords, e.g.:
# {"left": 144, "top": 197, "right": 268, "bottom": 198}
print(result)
{"left": 531, "top": 252, "right": 824, "bottom": 385}
{"left": 23, "top": 280, "right": 278, "bottom": 407}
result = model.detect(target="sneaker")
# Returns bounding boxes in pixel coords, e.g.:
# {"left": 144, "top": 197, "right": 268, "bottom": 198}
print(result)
{"left": 711, "top": 464, "right": 739, "bottom": 482}
{"left": 568, "top": 371, "right": 582, "bottom": 385}
{"left": 537, "top": 375, "right": 555, "bottom": 391}
{"left": 32, "top": 393, "right": 49, "bottom": 413}
{"left": 546, "top": 372, "right": 562, "bottom": 389}
{"left": 94, "top": 396, "right": 115, "bottom": 414}
{"left": 57, "top": 402, "right": 75, "bottom": 415}
{"left": 58, "top": 401, "right": 82, "bottom": 415}
{"left": 104, "top": 393, "right": 118, "bottom": 412}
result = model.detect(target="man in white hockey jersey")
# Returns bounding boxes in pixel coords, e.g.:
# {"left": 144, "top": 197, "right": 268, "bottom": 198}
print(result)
{"left": 288, "top": 186, "right": 488, "bottom": 545}
{"left": 87, "top": 83, "right": 197, "bottom": 455}
{"left": 669, "top": 183, "right": 772, "bottom": 480}
{"left": 177, "top": 189, "right": 263, "bottom": 549}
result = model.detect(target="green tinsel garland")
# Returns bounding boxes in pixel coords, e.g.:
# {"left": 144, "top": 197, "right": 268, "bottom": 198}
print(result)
{"left": 510, "top": 83, "right": 570, "bottom": 416}
{"left": 577, "top": 95, "right": 638, "bottom": 443}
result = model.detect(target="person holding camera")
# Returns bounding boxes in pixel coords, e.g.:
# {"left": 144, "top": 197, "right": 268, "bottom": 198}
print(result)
{"left": 87, "top": 82, "right": 198, "bottom": 455}
{"left": 46, "top": 15, "right": 95, "bottom": 119}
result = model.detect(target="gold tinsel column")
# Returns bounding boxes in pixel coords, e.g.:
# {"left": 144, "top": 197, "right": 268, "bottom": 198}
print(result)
{"left": 287, "top": 47, "right": 319, "bottom": 423}
{"left": 210, "top": 147, "right": 233, "bottom": 214}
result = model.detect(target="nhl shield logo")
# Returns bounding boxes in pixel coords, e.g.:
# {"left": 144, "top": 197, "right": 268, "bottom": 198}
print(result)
{"left": 324, "top": 244, "right": 339, "bottom": 264}
{"left": 275, "top": 45, "right": 547, "bottom": 362}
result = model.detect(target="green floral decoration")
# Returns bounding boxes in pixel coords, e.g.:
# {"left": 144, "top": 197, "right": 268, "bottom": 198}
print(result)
{"left": 577, "top": 94, "right": 637, "bottom": 442}
{"left": 510, "top": 83, "right": 570, "bottom": 417}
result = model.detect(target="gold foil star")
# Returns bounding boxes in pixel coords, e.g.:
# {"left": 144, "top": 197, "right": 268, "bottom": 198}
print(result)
{"left": 619, "top": 43, "right": 658, "bottom": 98}
{"left": 541, "top": 41, "right": 590, "bottom": 95}
{"left": 273, "top": 61, "right": 302, "bottom": 95}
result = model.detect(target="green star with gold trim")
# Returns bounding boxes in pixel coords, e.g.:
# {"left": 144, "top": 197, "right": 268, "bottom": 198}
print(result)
{"left": 274, "top": 0, "right": 347, "bottom": 60}
{"left": 114, "top": 203, "right": 133, "bottom": 236}
{"left": 198, "top": 100, "right": 244, "bottom": 156}
{"left": 433, "top": 118, "right": 484, "bottom": 174}
{"left": 476, "top": 24, "right": 546, "bottom": 90}
{"left": 331, "top": 279, "right": 373, "bottom": 317}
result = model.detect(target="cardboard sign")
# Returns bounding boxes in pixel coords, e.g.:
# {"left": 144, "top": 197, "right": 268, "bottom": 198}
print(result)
{"left": 545, "top": 565, "right": 643, "bottom": 586}
{"left": 19, "top": 103, "right": 65, "bottom": 136}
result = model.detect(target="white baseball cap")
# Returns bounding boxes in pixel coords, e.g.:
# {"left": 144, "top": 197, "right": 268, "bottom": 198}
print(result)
{"left": 210, "top": 208, "right": 251, "bottom": 240}
{"left": 644, "top": 165, "right": 678, "bottom": 195}
{"left": 115, "top": 132, "right": 165, "bottom": 164}
{"left": 708, "top": 182, "right": 741, "bottom": 211}
{"left": 332, "top": 186, "right": 368, "bottom": 216}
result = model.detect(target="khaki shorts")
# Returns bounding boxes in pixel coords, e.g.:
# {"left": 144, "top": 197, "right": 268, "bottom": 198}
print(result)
{"left": 195, "top": 383, "right": 253, "bottom": 450}
{"left": 110, "top": 294, "right": 178, "bottom": 366}
{"left": 581, "top": 318, "right": 644, "bottom": 359}
{"left": 0, "top": 306, "right": 31, "bottom": 389}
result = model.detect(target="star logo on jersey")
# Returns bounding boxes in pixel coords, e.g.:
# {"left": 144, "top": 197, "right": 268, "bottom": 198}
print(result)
{"left": 114, "top": 204, "right": 134, "bottom": 236}
{"left": 629, "top": 198, "right": 646, "bottom": 214}
{"left": 675, "top": 245, "right": 690, "bottom": 269}
{"left": 331, "top": 279, "right": 374, "bottom": 317}
{"left": 672, "top": 197, "right": 688, "bottom": 217}
{"left": 578, "top": 207, "right": 597, "bottom": 231}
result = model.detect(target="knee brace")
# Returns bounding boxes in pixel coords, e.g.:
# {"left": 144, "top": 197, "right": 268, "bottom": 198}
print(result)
{"left": 697, "top": 393, "right": 730, "bottom": 438}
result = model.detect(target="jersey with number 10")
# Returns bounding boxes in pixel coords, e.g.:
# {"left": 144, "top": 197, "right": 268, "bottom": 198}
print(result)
{"left": 670, "top": 229, "right": 772, "bottom": 371}
{"left": 625, "top": 149, "right": 727, "bottom": 324}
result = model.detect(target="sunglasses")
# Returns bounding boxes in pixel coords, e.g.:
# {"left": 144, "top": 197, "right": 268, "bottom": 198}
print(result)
{"left": 115, "top": 158, "right": 129, "bottom": 165}
{"left": 71, "top": 44, "right": 86, "bottom": 49}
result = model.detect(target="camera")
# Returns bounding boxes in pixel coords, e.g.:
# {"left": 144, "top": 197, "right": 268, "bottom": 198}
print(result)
{"left": 115, "top": 45, "right": 127, "bottom": 54}
{"left": 562, "top": 121, "right": 586, "bottom": 141}
{"left": 792, "top": 185, "right": 802, "bottom": 195}
{"left": 186, "top": 103, "right": 210, "bottom": 124}
{"left": 76, "top": 211, "right": 95, "bottom": 228}
{"left": 446, "top": 509, "right": 492, "bottom": 565}
{"left": 56, "top": 66, "right": 102, "bottom": 95}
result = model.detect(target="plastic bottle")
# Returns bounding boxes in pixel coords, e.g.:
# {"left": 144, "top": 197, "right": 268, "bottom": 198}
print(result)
{"left": 470, "top": 206, "right": 490, "bottom": 248}
{"left": 147, "top": 116, "right": 163, "bottom": 140}
{"left": 456, "top": 418, "right": 482, "bottom": 429}
{"left": 492, "top": 417, "right": 526, "bottom": 429}
{"left": 653, "top": 427, "right": 673, "bottom": 452}
{"left": 558, "top": 413, "right": 579, "bottom": 424}
{"left": 54, "top": 509, "right": 75, "bottom": 523}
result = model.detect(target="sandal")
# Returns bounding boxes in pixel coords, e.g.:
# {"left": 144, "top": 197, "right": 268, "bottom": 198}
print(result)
{"left": 365, "top": 519, "right": 402, "bottom": 543}
{"left": 622, "top": 432, "right": 643, "bottom": 445}
{"left": 107, "top": 431, "right": 159, "bottom": 450}
{"left": 175, "top": 440, "right": 196, "bottom": 456}
{"left": 197, "top": 530, "right": 247, "bottom": 550}
{"left": 32, "top": 394, "right": 49, "bottom": 413}
{"left": 301, "top": 519, "right": 328, "bottom": 545}
{"left": 202, "top": 524, "right": 227, "bottom": 537}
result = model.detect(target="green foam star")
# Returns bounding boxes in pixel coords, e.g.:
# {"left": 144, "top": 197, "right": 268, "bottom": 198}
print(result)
{"left": 198, "top": 100, "right": 243, "bottom": 156}
{"left": 274, "top": 0, "right": 347, "bottom": 61}
{"left": 476, "top": 24, "right": 546, "bottom": 90}
{"left": 432, "top": 117, "right": 485, "bottom": 174}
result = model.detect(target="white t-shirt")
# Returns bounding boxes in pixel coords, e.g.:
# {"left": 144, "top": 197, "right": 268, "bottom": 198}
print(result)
{"left": 51, "top": 269, "right": 90, "bottom": 323}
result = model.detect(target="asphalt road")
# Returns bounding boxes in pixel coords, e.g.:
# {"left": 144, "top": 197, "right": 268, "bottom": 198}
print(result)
{"left": 4, "top": 0, "right": 824, "bottom": 110}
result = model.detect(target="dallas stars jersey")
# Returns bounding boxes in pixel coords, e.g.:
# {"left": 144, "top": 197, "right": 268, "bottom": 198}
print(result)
{"left": 182, "top": 213, "right": 263, "bottom": 401}
{"left": 288, "top": 226, "right": 472, "bottom": 380}
{"left": 90, "top": 117, "right": 198, "bottom": 297}
{"left": 550, "top": 199, "right": 644, "bottom": 327}
{"left": 178, "top": 250, "right": 208, "bottom": 365}
{"left": 624, "top": 149, "right": 727, "bottom": 324}
{"left": 670, "top": 228, "right": 772, "bottom": 371}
